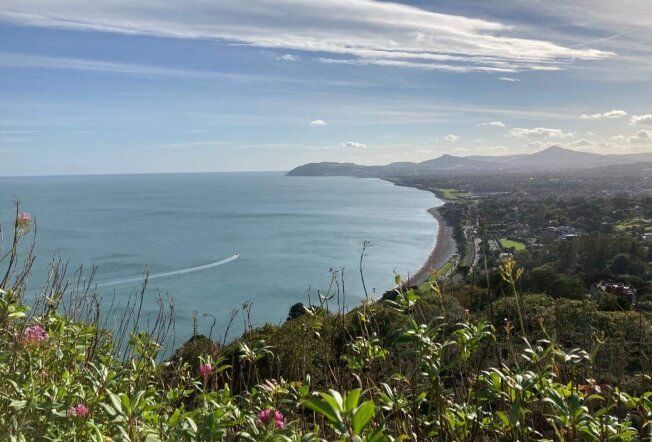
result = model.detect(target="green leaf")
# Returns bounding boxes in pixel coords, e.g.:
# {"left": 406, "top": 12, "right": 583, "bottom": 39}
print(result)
{"left": 185, "top": 416, "right": 197, "bottom": 433}
{"left": 496, "top": 411, "right": 510, "bottom": 427}
{"left": 9, "top": 399, "right": 27, "bottom": 410}
{"left": 344, "top": 389, "right": 361, "bottom": 412}
{"left": 326, "top": 390, "right": 344, "bottom": 411}
{"left": 99, "top": 403, "right": 117, "bottom": 417}
{"left": 303, "top": 398, "right": 340, "bottom": 423}
{"left": 352, "top": 401, "right": 375, "bottom": 435}
{"left": 8, "top": 310, "right": 26, "bottom": 318}
{"left": 108, "top": 392, "right": 123, "bottom": 414}
{"left": 168, "top": 409, "right": 180, "bottom": 427}
{"left": 120, "top": 393, "right": 131, "bottom": 416}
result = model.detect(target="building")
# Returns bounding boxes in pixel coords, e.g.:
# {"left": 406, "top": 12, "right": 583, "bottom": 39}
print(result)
{"left": 547, "top": 225, "right": 586, "bottom": 241}
{"left": 498, "top": 252, "right": 513, "bottom": 262}
{"left": 591, "top": 281, "right": 637, "bottom": 306}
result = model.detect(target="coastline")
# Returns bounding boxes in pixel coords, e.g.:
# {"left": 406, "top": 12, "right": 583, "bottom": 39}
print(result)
{"left": 380, "top": 179, "right": 458, "bottom": 288}
{"left": 407, "top": 206, "right": 457, "bottom": 286}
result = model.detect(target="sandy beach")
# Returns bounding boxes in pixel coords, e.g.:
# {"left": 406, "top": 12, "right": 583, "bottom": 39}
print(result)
{"left": 406, "top": 206, "right": 457, "bottom": 286}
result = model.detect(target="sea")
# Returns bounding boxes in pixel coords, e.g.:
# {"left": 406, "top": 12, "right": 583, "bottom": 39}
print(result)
{"left": 0, "top": 172, "right": 441, "bottom": 344}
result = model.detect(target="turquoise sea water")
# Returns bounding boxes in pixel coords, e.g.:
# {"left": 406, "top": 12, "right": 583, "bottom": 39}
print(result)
{"left": 0, "top": 173, "right": 441, "bottom": 343}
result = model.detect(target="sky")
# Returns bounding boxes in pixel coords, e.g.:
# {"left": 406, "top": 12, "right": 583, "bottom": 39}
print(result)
{"left": 1, "top": 0, "right": 652, "bottom": 176}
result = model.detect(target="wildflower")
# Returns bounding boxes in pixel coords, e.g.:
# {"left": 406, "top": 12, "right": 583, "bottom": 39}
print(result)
{"left": 67, "top": 403, "right": 89, "bottom": 418}
{"left": 199, "top": 363, "right": 213, "bottom": 378}
{"left": 17, "top": 212, "right": 31, "bottom": 224}
{"left": 23, "top": 324, "right": 48, "bottom": 344}
{"left": 273, "top": 410, "right": 285, "bottom": 429}
{"left": 259, "top": 408, "right": 285, "bottom": 429}
{"left": 17, "top": 212, "right": 31, "bottom": 231}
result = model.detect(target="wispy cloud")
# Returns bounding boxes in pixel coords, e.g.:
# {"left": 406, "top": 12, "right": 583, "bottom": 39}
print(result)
{"left": 0, "top": 52, "right": 263, "bottom": 81}
{"left": 0, "top": 52, "right": 364, "bottom": 86}
{"left": 444, "top": 134, "right": 460, "bottom": 141}
{"left": 0, "top": 0, "right": 611, "bottom": 74}
{"left": 507, "top": 127, "right": 574, "bottom": 139}
{"left": 580, "top": 109, "right": 627, "bottom": 120}
{"left": 0, "top": 129, "right": 39, "bottom": 134}
{"left": 309, "top": 119, "right": 327, "bottom": 127}
{"left": 318, "top": 58, "right": 520, "bottom": 73}
{"left": 478, "top": 121, "right": 506, "bottom": 127}
{"left": 497, "top": 77, "right": 521, "bottom": 82}
{"left": 276, "top": 54, "right": 299, "bottom": 62}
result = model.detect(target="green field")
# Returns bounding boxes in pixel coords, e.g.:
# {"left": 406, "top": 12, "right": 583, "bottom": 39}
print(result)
{"left": 499, "top": 238, "right": 526, "bottom": 251}
{"left": 435, "top": 258, "right": 456, "bottom": 277}
{"left": 437, "top": 188, "right": 468, "bottom": 201}
{"left": 615, "top": 218, "right": 651, "bottom": 232}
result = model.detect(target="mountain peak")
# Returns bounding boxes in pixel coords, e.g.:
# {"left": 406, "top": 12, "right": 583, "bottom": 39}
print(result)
{"left": 539, "top": 145, "right": 567, "bottom": 153}
{"left": 533, "top": 145, "right": 579, "bottom": 155}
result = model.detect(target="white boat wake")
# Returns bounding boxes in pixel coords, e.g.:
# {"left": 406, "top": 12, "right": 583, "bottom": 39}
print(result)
{"left": 96, "top": 254, "right": 239, "bottom": 288}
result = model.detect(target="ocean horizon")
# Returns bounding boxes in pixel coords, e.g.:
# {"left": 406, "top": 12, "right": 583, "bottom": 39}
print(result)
{"left": 0, "top": 172, "right": 441, "bottom": 343}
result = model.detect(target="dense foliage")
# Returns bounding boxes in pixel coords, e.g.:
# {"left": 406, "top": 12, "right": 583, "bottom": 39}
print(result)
{"left": 2, "top": 275, "right": 652, "bottom": 440}
{"left": 1, "top": 204, "right": 651, "bottom": 440}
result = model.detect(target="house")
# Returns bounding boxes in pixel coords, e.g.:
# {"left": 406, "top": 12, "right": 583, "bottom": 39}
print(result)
{"left": 547, "top": 225, "right": 586, "bottom": 241}
{"left": 591, "top": 281, "right": 637, "bottom": 305}
{"left": 498, "top": 252, "right": 513, "bottom": 262}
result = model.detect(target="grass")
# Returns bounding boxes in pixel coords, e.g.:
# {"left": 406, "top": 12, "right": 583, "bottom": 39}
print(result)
{"left": 499, "top": 238, "right": 526, "bottom": 251}
{"left": 436, "top": 188, "right": 468, "bottom": 201}
{"left": 435, "top": 258, "right": 456, "bottom": 277}
{"left": 615, "top": 218, "right": 651, "bottom": 232}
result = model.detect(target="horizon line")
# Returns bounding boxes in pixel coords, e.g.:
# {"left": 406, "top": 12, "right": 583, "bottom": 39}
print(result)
{"left": 0, "top": 169, "right": 290, "bottom": 179}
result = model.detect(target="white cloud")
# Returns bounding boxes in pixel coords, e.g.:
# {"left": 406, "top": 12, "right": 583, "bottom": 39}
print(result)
{"left": 478, "top": 121, "right": 506, "bottom": 127}
{"left": 444, "top": 134, "right": 460, "bottom": 141}
{"left": 567, "top": 139, "right": 593, "bottom": 147}
{"left": 318, "top": 57, "right": 519, "bottom": 73}
{"left": 277, "top": 54, "right": 298, "bottom": 62}
{"left": 309, "top": 119, "right": 327, "bottom": 127}
{"left": 507, "top": 127, "right": 574, "bottom": 140}
{"left": 0, "top": 0, "right": 612, "bottom": 74}
{"left": 580, "top": 109, "right": 627, "bottom": 120}
{"left": 630, "top": 114, "right": 652, "bottom": 126}
{"left": 498, "top": 77, "right": 521, "bottom": 82}
{"left": 523, "top": 141, "right": 559, "bottom": 150}
{"left": 627, "top": 130, "right": 652, "bottom": 144}
{"left": 341, "top": 141, "right": 367, "bottom": 149}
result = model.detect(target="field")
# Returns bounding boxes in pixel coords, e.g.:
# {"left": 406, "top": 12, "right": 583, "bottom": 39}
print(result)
{"left": 499, "top": 238, "right": 526, "bottom": 251}
{"left": 615, "top": 218, "right": 652, "bottom": 232}
{"left": 435, "top": 257, "right": 456, "bottom": 277}
{"left": 436, "top": 188, "right": 468, "bottom": 201}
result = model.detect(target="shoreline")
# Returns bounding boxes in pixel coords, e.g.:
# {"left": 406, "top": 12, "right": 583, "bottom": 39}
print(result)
{"left": 380, "top": 178, "right": 458, "bottom": 288}
{"left": 407, "top": 206, "right": 457, "bottom": 286}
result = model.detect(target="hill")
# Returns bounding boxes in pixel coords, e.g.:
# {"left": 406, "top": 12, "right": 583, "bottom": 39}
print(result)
{"left": 287, "top": 146, "right": 652, "bottom": 177}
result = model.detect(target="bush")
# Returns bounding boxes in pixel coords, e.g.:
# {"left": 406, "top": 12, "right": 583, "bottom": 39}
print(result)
{"left": 0, "top": 211, "right": 650, "bottom": 440}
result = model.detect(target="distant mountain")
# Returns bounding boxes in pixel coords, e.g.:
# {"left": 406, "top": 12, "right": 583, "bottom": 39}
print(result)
{"left": 286, "top": 146, "right": 652, "bottom": 177}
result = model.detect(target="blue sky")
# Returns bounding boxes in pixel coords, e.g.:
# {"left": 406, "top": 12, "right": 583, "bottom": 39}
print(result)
{"left": 1, "top": 0, "right": 652, "bottom": 175}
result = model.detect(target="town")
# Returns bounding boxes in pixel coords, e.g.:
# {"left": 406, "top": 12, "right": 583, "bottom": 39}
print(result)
{"left": 392, "top": 165, "right": 652, "bottom": 313}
